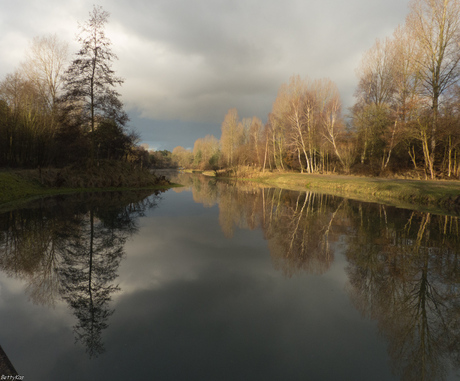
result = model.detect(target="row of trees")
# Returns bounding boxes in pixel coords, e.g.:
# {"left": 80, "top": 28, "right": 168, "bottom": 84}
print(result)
{"left": 171, "top": 112, "right": 266, "bottom": 171}
{"left": 171, "top": 77, "right": 357, "bottom": 174}
{"left": 0, "top": 6, "right": 147, "bottom": 169}
{"left": 174, "top": 0, "right": 460, "bottom": 179}
{"left": 353, "top": 0, "right": 460, "bottom": 179}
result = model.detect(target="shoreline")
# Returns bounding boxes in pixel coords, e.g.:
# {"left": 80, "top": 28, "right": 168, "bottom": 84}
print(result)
{"left": 159, "top": 167, "right": 460, "bottom": 215}
{"left": 3, "top": 167, "right": 460, "bottom": 216}
{"left": 234, "top": 172, "right": 460, "bottom": 215}
{"left": 0, "top": 167, "right": 179, "bottom": 211}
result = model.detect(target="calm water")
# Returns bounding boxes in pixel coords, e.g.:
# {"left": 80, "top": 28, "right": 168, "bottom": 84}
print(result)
{"left": 0, "top": 173, "right": 459, "bottom": 381}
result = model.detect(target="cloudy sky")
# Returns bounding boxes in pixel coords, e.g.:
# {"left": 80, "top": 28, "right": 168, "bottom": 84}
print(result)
{"left": 0, "top": 0, "right": 409, "bottom": 150}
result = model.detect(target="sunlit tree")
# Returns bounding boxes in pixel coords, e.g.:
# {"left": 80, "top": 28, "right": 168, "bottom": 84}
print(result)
{"left": 406, "top": 0, "right": 460, "bottom": 178}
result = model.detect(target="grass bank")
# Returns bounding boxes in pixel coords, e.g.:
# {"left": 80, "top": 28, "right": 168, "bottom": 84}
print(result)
{"left": 0, "top": 162, "right": 176, "bottom": 209}
{"left": 232, "top": 171, "right": 460, "bottom": 214}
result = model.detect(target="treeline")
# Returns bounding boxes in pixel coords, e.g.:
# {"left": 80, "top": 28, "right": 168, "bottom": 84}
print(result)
{"left": 0, "top": 6, "right": 149, "bottom": 170}
{"left": 175, "top": 0, "right": 460, "bottom": 179}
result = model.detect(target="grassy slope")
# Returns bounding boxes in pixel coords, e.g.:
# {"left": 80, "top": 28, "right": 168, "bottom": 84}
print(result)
{"left": 0, "top": 168, "right": 176, "bottom": 210}
{"left": 0, "top": 171, "right": 50, "bottom": 204}
{"left": 242, "top": 172, "right": 460, "bottom": 214}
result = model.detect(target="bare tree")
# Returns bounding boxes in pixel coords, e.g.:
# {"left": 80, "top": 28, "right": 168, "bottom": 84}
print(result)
{"left": 353, "top": 37, "right": 397, "bottom": 170}
{"left": 61, "top": 5, "right": 128, "bottom": 137}
{"left": 193, "top": 135, "right": 220, "bottom": 169}
{"left": 220, "top": 108, "right": 243, "bottom": 167}
{"left": 20, "top": 34, "right": 68, "bottom": 114}
{"left": 355, "top": 37, "right": 396, "bottom": 107}
{"left": 172, "top": 146, "right": 193, "bottom": 168}
{"left": 317, "top": 79, "right": 346, "bottom": 169}
{"left": 248, "top": 116, "right": 264, "bottom": 166}
{"left": 406, "top": 0, "right": 460, "bottom": 178}
{"left": 285, "top": 76, "right": 312, "bottom": 173}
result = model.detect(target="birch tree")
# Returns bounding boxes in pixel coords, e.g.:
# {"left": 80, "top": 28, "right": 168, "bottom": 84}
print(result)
{"left": 406, "top": 0, "right": 460, "bottom": 178}
{"left": 317, "top": 79, "right": 346, "bottom": 169}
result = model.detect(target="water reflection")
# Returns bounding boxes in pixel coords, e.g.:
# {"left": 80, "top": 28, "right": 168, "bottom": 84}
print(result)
{"left": 176, "top": 173, "right": 347, "bottom": 276}
{"left": 1, "top": 172, "right": 460, "bottom": 380}
{"left": 174, "top": 172, "right": 460, "bottom": 381}
{"left": 0, "top": 190, "right": 160, "bottom": 358}
{"left": 346, "top": 208, "right": 460, "bottom": 381}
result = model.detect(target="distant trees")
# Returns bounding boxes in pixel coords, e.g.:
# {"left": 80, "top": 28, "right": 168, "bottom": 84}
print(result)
{"left": 186, "top": 75, "right": 348, "bottom": 175}
{"left": 220, "top": 108, "right": 243, "bottom": 167}
{"left": 193, "top": 135, "right": 220, "bottom": 169}
{"left": 352, "top": 36, "right": 397, "bottom": 172}
{"left": 148, "top": 149, "right": 173, "bottom": 168}
{"left": 172, "top": 146, "right": 194, "bottom": 168}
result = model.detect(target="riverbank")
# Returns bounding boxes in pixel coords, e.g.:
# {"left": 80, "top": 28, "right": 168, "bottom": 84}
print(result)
{"left": 239, "top": 172, "right": 460, "bottom": 213}
{"left": 196, "top": 167, "right": 459, "bottom": 214}
{"left": 0, "top": 162, "right": 175, "bottom": 208}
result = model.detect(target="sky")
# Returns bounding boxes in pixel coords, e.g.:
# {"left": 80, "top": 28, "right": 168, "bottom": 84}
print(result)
{"left": 0, "top": 0, "right": 410, "bottom": 151}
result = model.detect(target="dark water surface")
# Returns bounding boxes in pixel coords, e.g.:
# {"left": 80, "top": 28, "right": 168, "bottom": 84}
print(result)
{"left": 0, "top": 173, "right": 459, "bottom": 381}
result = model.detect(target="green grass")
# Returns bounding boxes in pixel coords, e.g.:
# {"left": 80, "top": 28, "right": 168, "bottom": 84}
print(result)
{"left": 0, "top": 167, "right": 178, "bottom": 210}
{"left": 0, "top": 171, "right": 46, "bottom": 204}
{"left": 242, "top": 172, "right": 460, "bottom": 214}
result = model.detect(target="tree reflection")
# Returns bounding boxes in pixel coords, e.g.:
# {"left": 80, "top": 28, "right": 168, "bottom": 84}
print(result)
{"left": 0, "top": 190, "right": 160, "bottom": 357}
{"left": 59, "top": 208, "right": 125, "bottom": 358}
{"left": 185, "top": 173, "right": 460, "bottom": 379}
{"left": 262, "top": 189, "right": 345, "bottom": 276}
{"left": 346, "top": 205, "right": 460, "bottom": 381}
{"left": 188, "top": 175, "right": 345, "bottom": 276}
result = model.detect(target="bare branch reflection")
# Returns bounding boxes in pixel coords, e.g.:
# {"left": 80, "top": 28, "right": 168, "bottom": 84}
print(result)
{"left": 346, "top": 205, "right": 460, "bottom": 381}
{"left": 0, "top": 190, "right": 160, "bottom": 358}
{"left": 182, "top": 173, "right": 460, "bottom": 380}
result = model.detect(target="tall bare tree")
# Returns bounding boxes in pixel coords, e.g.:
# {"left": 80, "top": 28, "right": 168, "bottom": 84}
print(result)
{"left": 61, "top": 5, "right": 128, "bottom": 140}
{"left": 317, "top": 79, "right": 346, "bottom": 169}
{"left": 220, "top": 108, "right": 243, "bottom": 166}
{"left": 353, "top": 37, "right": 397, "bottom": 169}
{"left": 248, "top": 116, "right": 264, "bottom": 166}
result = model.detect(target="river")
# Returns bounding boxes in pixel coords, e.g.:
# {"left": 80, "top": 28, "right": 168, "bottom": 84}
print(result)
{"left": 0, "top": 172, "right": 459, "bottom": 381}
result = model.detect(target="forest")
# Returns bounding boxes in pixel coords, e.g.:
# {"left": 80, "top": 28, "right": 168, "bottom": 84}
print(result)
{"left": 0, "top": 6, "right": 149, "bottom": 172}
{"left": 172, "top": 0, "right": 460, "bottom": 180}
